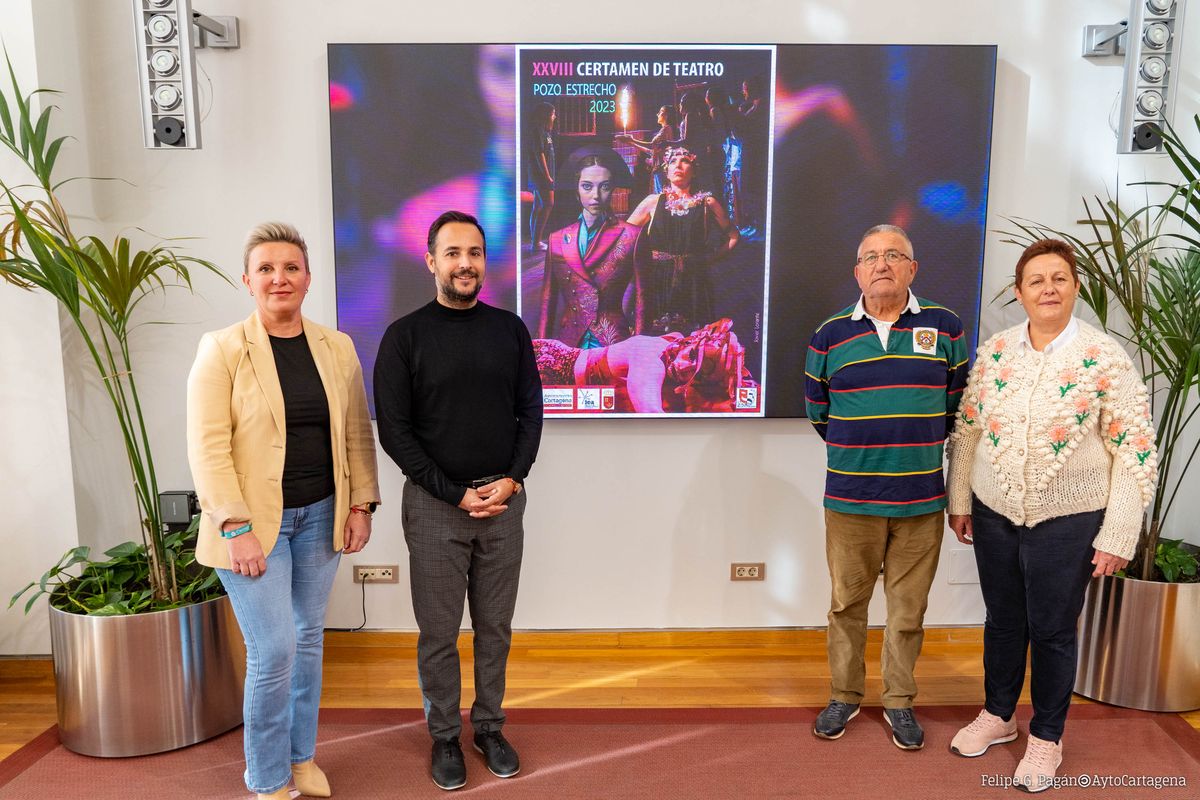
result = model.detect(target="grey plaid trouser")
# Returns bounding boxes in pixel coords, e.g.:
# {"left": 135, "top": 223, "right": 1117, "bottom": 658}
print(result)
{"left": 401, "top": 479, "right": 526, "bottom": 741}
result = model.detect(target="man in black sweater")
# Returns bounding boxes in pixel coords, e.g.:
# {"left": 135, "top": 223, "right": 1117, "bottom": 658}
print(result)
{"left": 374, "top": 211, "right": 543, "bottom": 791}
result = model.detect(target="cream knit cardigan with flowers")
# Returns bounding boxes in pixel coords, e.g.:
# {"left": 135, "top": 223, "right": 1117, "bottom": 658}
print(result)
{"left": 947, "top": 320, "right": 1157, "bottom": 559}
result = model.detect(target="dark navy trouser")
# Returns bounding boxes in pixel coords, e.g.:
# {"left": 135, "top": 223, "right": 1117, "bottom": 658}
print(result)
{"left": 971, "top": 496, "right": 1103, "bottom": 742}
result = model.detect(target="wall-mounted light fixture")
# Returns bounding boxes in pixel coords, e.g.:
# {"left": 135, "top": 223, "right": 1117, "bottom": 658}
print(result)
{"left": 1083, "top": 0, "right": 1188, "bottom": 153}
{"left": 132, "top": 0, "right": 239, "bottom": 150}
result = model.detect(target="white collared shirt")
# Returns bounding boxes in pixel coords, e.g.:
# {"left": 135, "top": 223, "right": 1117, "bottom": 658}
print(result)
{"left": 851, "top": 290, "right": 922, "bottom": 347}
{"left": 1019, "top": 316, "right": 1079, "bottom": 354}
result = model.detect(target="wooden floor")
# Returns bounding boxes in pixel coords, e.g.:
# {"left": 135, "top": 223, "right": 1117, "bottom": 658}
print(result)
{"left": 3, "top": 628, "right": 1198, "bottom": 762}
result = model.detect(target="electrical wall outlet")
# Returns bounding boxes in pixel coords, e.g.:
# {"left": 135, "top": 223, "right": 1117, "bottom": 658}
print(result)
{"left": 730, "top": 562, "right": 765, "bottom": 581}
{"left": 353, "top": 565, "right": 399, "bottom": 584}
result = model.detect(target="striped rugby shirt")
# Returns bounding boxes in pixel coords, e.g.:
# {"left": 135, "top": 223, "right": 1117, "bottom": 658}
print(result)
{"left": 805, "top": 294, "right": 969, "bottom": 517}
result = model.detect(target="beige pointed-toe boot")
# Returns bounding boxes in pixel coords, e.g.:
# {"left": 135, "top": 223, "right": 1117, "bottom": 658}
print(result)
{"left": 291, "top": 759, "right": 332, "bottom": 797}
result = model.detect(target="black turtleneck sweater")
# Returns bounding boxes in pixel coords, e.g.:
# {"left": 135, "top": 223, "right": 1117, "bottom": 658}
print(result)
{"left": 374, "top": 300, "right": 543, "bottom": 506}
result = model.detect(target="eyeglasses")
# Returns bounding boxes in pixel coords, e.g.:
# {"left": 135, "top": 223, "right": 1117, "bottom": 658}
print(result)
{"left": 858, "top": 250, "right": 912, "bottom": 267}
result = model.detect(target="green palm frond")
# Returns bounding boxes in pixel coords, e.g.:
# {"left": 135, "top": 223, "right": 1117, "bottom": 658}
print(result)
{"left": 0, "top": 52, "right": 234, "bottom": 607}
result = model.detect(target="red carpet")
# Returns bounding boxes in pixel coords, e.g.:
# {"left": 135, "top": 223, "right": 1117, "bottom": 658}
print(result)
{"left": 1, "top": 706, "right": 1197, "bottom": 799}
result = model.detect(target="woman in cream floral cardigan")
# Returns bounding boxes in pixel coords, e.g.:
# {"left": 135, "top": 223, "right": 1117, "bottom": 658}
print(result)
{"left": 945, "top": 239, "right": 1157, "bottom": 793}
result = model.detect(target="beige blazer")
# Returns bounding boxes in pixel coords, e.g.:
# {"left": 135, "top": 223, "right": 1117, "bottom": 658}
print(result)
{"left": 186, "top": 312, "right": 380, "bottom": 569}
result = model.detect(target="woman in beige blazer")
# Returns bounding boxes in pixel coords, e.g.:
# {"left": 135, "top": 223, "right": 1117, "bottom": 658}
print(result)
{"left": 187, "top": 222, "right": 380, "bottom": 800}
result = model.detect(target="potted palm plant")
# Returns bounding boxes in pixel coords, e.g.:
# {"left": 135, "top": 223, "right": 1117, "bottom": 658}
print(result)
{"left": 1, "top": 60, "right": 245, "bottom": 754}
{"left": 1005, "top": 116, "right": 1200, "bottom": 712}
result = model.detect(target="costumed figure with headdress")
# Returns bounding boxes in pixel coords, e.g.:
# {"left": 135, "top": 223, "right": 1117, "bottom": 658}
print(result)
{"left": 626, "top": 147, "right": 740, "bottom": 336}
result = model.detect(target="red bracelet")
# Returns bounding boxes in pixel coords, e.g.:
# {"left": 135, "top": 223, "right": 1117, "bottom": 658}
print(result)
{"left": 350, "top": 506, "right": 373, "bottom": 517}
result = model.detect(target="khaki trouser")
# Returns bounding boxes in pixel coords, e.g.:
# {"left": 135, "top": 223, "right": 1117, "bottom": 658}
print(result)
{"left": 824, "top": 507, "right": 944, "bottom": 708}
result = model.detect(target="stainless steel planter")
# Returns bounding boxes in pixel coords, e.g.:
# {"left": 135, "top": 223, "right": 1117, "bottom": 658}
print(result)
{"left": 1075, "top": 574, "right": 1200, "bottom": 712}
{"left": 48, "top": 594, "right": 245, "bottom": 757}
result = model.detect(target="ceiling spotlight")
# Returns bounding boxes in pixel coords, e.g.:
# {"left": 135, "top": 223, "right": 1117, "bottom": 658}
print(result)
{"left": 148, "top": 0, "right": 175, "bottom": 6}
{"left": 1140, "top": 56, "right": 1167, "bottom": 81}
{"left": 1136, "top": 89, "right": 1164, "bottom": 116}
{"left": 1146, "top": 0, "right": 1173, "bottom": 15}
{"left": 146, "top": 14, "right": 176, "bottom": 42}
{"left": 150, "top": 50, "right": 179, "bottom": 76}
{"left": 153, "top": 83, "right": 182, "bottom": 111}
{"left": 1143, "top": 21, "right": 1171, "bottom": 48}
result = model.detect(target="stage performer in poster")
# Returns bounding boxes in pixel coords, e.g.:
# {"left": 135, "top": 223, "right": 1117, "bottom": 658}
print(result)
{"left": 525, "top": 101, "right": 557, "bottom": 251}
{"left": 617, "top": 104, "right": 679, "bottom": 194}
{"left": 534, "top": 318, "right": 748, "bottom": 413}
{"left": 737, "top": 76, "right": 769, "bottom": 237}
{"left": 627, "top": 147, "right": 739, "bottom": 335}
{"left": 667, "top": 92, "right": 720, "bottom": 195}
{"left": 538, "top": 146, "right": 641, "bottom": 348}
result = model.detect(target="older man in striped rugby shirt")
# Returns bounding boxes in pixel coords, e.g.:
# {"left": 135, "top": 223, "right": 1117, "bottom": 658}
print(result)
{"left": 805, "top": 224, "right": 969, "bottom": 750}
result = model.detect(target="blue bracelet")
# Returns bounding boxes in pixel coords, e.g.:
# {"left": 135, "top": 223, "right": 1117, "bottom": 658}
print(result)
{"left": 220, "top": 522, "right": 253, "bottom": 539}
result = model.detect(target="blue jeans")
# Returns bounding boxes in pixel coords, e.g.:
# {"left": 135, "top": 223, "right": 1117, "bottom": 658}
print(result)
{"left": 971, "top": 496, "right": 1102, "bottom": 742}
{"left": 218, "top": 494, "right": 340, "bottom": 794}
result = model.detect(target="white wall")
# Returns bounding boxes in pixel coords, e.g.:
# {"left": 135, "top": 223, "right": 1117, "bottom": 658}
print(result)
{"left": 4, "top": 0, "right": 1198, "bottom": 652}
{"left": 0, "top": 0, "right": 83, "bottom": 654}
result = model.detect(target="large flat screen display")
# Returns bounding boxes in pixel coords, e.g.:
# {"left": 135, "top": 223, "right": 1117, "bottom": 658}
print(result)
{"left": 329, "top": 43, "right": 996, "bottom": 418}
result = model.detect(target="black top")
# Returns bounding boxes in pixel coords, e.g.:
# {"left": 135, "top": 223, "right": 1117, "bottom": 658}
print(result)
{"left": 642, "top": 194, "right": 716, "bottom": 334}
{"left": 374, "top": 300, "right": 544, "bottom": 506}
{"left": 525, "top": 126, "right": 555, "bottom": 187}
{"left": 646, "top": 193, "right": 710, "bottom": 256}
{"left": 269, "top": 332, "right": 334, "bottom": 508}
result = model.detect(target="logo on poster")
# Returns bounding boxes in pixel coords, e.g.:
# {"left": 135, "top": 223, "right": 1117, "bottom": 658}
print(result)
{"left": 542, "top": 387, "right": 574, "bottom": 409}
{"left": 601, "top": 388, "right": 615, "bottom": 410}
{"left": 577, "top": 388, "right": 601, "bottom": 410}
{"left": 735, "top": 386, "right": 758, "bottom": 409}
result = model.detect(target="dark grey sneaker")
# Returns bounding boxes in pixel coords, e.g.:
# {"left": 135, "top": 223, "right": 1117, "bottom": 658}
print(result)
{"left": 431, "top": 738, "right": 467, "bottom": 790}
{"left": 884, "top": 707, "right": 925, "bottom": 750}
{"left": 813, "top": 700, "right": 860, "bottom": 739}
{"left": 473, "top": 730, "right": 520, "bottom": 778}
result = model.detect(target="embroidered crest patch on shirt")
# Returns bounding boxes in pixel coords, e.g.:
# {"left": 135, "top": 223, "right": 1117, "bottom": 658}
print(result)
{"left": 913, "top": 327, "right": 938, "bottom": 355}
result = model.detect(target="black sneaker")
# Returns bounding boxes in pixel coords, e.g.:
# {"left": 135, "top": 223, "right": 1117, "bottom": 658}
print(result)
{"left": 883, "top": 707, "right": 925, "bottom": 750}
{"left": 813, "top": 700, "right": 860, "bottom": 739}
{"left": 473, "top": 729, "right": 520, "bottom": 778}
{"left": 431, "top": 738, "right": 467, "bottom": 790}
